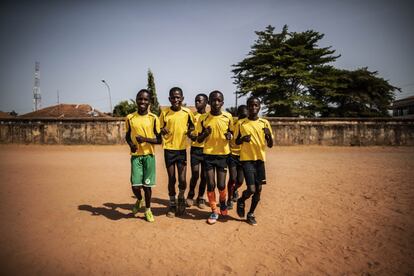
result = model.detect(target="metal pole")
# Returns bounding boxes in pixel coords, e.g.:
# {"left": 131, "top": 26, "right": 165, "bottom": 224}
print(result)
{"left": 101, "top": 80, "right": 113, "bottom": 114}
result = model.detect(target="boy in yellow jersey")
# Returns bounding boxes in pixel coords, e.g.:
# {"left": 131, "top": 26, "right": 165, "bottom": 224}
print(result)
{"left": 226, "top": 105, "right": 248, "bottom": 210}
{"left": 197, "top": 90, "right": 233, "bottom": 224}
{"left": 160, "top": 87, "right": 195, "bottom": 218}
{"left": 186, "top": 93, "right": 208, "bottom": 209}
{"left": 125, "top": 89, "right": 162, "bottom": 222}
{"left": 235, "top": 96, "right": 273, "bottom": 226}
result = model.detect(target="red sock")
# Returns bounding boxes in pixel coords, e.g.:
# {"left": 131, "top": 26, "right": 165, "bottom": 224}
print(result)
{"left": 219, "top": 189, "right": 227, "bottom": 203}
{"left": 207, "top": 191, "right": 217, "bottom": 212}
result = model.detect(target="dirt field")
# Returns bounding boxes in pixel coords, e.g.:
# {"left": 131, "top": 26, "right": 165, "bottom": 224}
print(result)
{"left": 0, "top": 145, "right": 413, "bottom": 275}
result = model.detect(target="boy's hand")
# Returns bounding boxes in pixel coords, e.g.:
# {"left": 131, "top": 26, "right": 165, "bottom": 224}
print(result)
{"left": 187, "top": 132, "right": 197, "bottom": 141}
{"left": 241, "top": 134, "right": 251, "bottom": 143}
{"left": 161, "top": 127, "right": 169, "bottom": 136}
{"left": 130, "top": 144, "right": 137, "bottom": 153}
{"left": 224, "top": 131, "right": 232, "bottom": 140}
{"left": 202, "top": 126, "right": 212, "bottom": 137}
{"left": 263, "top": 128, "right": 271, "bottom": 140}
{"left": 136, "top": 135, "right": 146, "bottom": 144}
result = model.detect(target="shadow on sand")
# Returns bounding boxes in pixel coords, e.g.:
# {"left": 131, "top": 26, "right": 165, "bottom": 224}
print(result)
{"left": 78, "top": 196, "right": 242, "bottom": 222}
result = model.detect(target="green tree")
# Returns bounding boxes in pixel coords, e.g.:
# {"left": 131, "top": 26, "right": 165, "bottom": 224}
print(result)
{"left": 232, "top": 25, "right": 339, "bottom": 117}
{"left": 147, "top": 69, "right": 161, "bottom": 115}
{"left": 113, "top": 100, "right": 136, "bottom": 117}
{"left": 309, "top": 67, "right": 398, "bottom": 117}
{"left": 233, "top": 25, "right": 399, "bottom": 117}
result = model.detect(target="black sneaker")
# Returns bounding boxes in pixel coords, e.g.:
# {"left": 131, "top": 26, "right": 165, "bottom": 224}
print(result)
{"left": 236, "top": 198, "right": 245, "bottom": 218}
{"left": 227, "top": 199, "right": 234, "bottom": 210}
{"left": 232, "top": 190, "right": 239, "bottom": 202}
{"left": 246, "top": 213, "right": 257, "bottom": 226}
{"left": 197, "top": 198, "right": 206, "bottom": 209}
{"left": 176, "top": 197, "right": 186, "bottom": 216}
{"left": 167, "top": 205, "right": 176, "bottom": 218}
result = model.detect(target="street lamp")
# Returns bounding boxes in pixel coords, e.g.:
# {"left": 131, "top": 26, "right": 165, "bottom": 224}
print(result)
{"left": 101, "top": 79, "right": 113, "bottom": 115}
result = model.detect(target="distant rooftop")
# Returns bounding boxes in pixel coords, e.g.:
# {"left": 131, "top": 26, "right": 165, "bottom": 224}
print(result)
{"left": 392, "top": 96, "right": 414, "bottom": 108}
{"left": 19, "top": 104, "right": 110, "bottom": 118}
{"left": 0, "top": 111, "right": 15, "bottom": 119}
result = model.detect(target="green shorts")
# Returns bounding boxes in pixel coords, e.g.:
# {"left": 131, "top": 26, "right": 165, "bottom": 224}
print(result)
{"left": 130, "top": 154, "right": 156, "bottom": 187}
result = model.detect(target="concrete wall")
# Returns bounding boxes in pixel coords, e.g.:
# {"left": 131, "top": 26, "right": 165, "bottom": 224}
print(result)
{"left": 0, "top": 118, "right": 124, "bottom": 145}
{"left": 1, "top": 117, "right": 413, "bottom": 146}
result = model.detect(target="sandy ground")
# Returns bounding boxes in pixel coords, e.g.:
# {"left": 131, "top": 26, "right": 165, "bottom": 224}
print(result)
{"left": 0, "top": 145, "right": 413, "bottom": 275}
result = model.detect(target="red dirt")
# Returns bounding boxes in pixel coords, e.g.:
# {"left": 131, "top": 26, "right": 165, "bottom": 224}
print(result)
{"left": 0, "top": 145, "right": 413, "bottom": 275}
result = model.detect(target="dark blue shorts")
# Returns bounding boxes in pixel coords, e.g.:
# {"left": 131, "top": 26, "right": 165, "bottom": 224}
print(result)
{"left": 164, "top": 149, "right": 187, "bottom": 168}
{"left": 227, "top": 154, "right": 241, "bottom": 168}
{"left": 204, "top": 154, "right": 228, "bottom": 172}
{"left": 241, "top": 160, "right": 266, "bottom": 186}
{"left": 190, "top": 146, "right": 204, "bottom": 167}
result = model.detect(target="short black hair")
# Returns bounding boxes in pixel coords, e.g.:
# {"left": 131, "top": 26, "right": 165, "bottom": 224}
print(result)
{"left": 247, "top": 96, "right": 261, "bottom": 105}
{"left": 237, "top": 104, "right": 247, "bottom": 114}
{"left": 195, "top": 93, "right": 208, "bottom": 101}
{"left": 169, "top": 87, "right": 183, "bottom": 97}
{"left": 136, "top": 89, "right": 152, "bottom": 99}
{"left": 209, "top": 90, "right": 224, "bottom": 101}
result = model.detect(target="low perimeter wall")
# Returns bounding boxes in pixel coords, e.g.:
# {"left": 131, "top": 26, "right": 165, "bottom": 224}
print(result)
{"left": 0, "top": 117, "right": 413, "bottom": 146}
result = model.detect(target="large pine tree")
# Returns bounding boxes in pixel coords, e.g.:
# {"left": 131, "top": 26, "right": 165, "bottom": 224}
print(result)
{"left": 232, "top": 25, "right": 339, "bottom": 117}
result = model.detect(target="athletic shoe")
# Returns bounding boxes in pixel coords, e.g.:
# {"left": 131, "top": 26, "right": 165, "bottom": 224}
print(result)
{"left": 166, "top": 205, "right": 176, "bottom": 218}
{"left": 207, "top": 212, "right": 219, "bottom": 224}
{"left": 176, "top": 197, "right": 186, "bottom": 216}
{"left": 132, "top": 199, "right": 144, "bottom": 215}
{"left": 219, "top": 201, "right": 228, "bottom": 216}
{"left": 197, "top": 198, "right": 206, "bottom": 209}
{"left": 236, "top": 199, "right": 245, "bottom": 218}
{"left": 145, "top": 209, "right": 155, "bottom": 222}
{"left": 246, "top": 213, "right": 257, "bottom": 226}
{"left": 186, "top": 198, "right": 194, "bottom": 207}
{"left": 232, "top": 190, "right": 239, "bottom": 202}
{"left": 227, "top": 199, "right": 234, "bottom": 210}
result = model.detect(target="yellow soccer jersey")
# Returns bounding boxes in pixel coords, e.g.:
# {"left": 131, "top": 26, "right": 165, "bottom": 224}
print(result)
{"left": 230, "top": 118, "right": 242, "bottom": 156}
{"left": 235, "top": 118, "right": 273, "bottom": 161}
{"left": 191, "top": 112, "right": 207, "bottom": 148}
{"left": 159, "top": 106, "right": 195, "bottom": 150}
{"left": 125, "top": 111, "right": 161, "bottom": 156}
{"left": 197, "top": 111, "right": 233, "bottom": 155}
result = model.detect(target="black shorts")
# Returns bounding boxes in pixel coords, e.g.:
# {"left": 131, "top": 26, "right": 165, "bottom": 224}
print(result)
{"left": 164, "top": 149, "right": 187, "bottom": 168}
{"left": 204, "top": 154, "right": 228, "bottom": 172}
{"left": 227, "top": 154, "right": 241, "bottom": 168}
{"left": 241, "top": 160, "right": 266, "bottom": 186}
{"left": 190, "top": 147, "right": 204, "bottom": 167}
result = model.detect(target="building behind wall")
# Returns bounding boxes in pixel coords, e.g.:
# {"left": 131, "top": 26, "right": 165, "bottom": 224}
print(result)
{"left": 392, "top": 96, "right": 414, "bottom": 118}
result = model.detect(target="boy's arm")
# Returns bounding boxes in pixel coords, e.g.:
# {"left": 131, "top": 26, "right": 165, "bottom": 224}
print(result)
{"left": 235, "top": 123, "right": 250, "bottom": 145}
{"left": 224, "top": 115, "right": 233, "bottom": 140}
{"left": 186, "top": 113, "right": 196, "bottom": 139}
{"left": 125, "top": 119, "right": 137, "bottom": 152}
{"left": 159, "top": 110, "right": 169, "bottom": 136}
{"left": 263, "top": 122, "right": 273, "bottom": 148}
{"left": 235, "top": 133, "right": 251, "bottom": 145}
{"left": 136, "top": 135, "right": 161, "bottom": 145}
{"left": 136, "top": 117, "right": 162, "bottom": 145}
{"left": 197, "top": 120, "right": 211, "bottom": 143}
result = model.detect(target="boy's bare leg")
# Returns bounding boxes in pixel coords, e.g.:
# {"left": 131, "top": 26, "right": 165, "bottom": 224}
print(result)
{"left": 176, "top": 162, "right": 187, "bottom": 216}
{"left": 166, "top": 164, "right": 177, "bottom": 218}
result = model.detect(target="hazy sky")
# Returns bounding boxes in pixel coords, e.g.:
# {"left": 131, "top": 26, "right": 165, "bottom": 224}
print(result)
{"left": 1, "top": 0, "right": 413, "bottom": 114}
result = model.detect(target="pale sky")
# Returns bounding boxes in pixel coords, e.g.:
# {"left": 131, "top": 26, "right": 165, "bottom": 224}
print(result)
{"left": 1, "top": 0, "right": 413, "bottom": 114}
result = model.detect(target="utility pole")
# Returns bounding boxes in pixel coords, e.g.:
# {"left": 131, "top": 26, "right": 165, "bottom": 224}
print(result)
{"left": 33, "top": 62, "right": 41, "bottom": 111}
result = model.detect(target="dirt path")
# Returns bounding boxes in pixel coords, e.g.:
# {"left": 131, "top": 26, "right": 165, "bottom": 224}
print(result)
{"left": 0, "top": 145, "right": 413, "bottom": 275}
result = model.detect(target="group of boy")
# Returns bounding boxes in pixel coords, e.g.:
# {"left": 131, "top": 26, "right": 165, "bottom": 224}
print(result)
{"left": 125, "top": 87, "right": 273, "bottom": 225}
